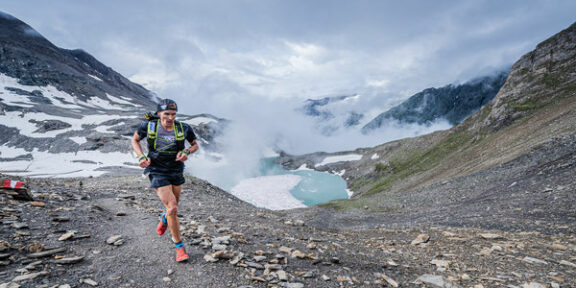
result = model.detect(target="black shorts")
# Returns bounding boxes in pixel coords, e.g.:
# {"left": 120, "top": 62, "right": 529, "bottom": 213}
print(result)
{"left": 148, "top": 173, "right": 185, "bottom": 188}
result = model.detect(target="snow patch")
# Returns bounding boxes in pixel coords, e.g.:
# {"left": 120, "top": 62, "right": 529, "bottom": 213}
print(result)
{"left": 346, "top": 189, "right": 354, "bottom": 197}
{"left": 106, "top": 94, "right": 136, "bottom": 106}
{"left": 69, "top": 137, "right": 87, "bottom": 145}
{"left": 1, "top": 111, "right": 134, "bottom": 138}
{"left": 185, "top": 117, "right": 217, "bottom": 126}
{"left": 315, "top": 154, "right": 363, "bottom": 167}
{"left": 230, "top": 174, "right": 306, "bottom": 210}
{"left": 88, "top": 74, "right": 103, "bottom": 81}
{"left": 0, "top": 145, "right": 136, "bottom": 178}
{"left": 296, "top": 164, "right": 313, "bottom": 171}
{"left": 334, "top": 169, "right": 346, "bottom": 176}
{"left": 371, "top": 153, "right": 380, "bottom": 160}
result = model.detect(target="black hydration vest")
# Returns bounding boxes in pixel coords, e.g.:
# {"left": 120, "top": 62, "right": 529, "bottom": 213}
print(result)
{"left": 146, "top": 119, "right": 186, "bottom": 154}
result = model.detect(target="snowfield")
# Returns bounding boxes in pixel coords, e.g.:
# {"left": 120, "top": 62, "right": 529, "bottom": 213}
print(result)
{"left": 230, "top": 174, "right": 306, "bottom": 210}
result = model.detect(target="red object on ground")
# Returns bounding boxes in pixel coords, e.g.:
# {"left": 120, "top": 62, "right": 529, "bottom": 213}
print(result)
{"left": 3, "top": 179, "right": 24, "bottom": 189}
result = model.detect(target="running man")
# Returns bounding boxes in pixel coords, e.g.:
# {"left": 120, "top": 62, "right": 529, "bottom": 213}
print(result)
{"left": 131, "top": 99, "right": 198, "bottom": 262}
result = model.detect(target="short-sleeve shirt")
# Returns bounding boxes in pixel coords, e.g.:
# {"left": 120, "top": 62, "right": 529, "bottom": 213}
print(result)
{"left": 136, "top": 120, "right": 197, "bottom": 174}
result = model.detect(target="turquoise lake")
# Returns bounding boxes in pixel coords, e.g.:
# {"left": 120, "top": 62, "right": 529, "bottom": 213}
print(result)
{"left": 257, "top": 157, "right": 349, "bottom": 206}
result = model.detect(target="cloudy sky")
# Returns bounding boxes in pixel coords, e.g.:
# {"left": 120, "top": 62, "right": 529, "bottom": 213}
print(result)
{"left": 3, "top": 1, "right": 576, "bottom": 155}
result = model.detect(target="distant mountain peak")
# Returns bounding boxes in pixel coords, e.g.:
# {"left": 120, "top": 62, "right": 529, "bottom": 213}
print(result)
{"left": 361, "top": 70, "right": 508, "bottom": 133}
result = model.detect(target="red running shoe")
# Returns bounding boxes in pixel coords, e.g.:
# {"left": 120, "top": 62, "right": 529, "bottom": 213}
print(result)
{"left": 156, "top": 211, "right": 168, "bottom": 235}
{"left": 176, "top": 247, "right": 189, "bottom": 262}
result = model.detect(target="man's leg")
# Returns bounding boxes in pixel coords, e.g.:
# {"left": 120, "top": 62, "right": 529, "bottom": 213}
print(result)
{"left": 156, "top": 185, "right": 181, "bottom": 243}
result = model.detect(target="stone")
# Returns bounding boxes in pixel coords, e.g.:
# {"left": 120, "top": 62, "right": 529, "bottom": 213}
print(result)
{"left": 82, "top": 278, "right": 99, "bottom": 286}
{"left": 521, "top": 283, "right": 546, "bottom": 288}
{"left": 0, "top": 241, "right": 10, "bottom": 253}
{"left": 411, "top": 234, "right": 430, "bottom": 245}
{"left": 58, "top": 231, "right": 75, "bottom": 241}
{"left": 52, "top": 217, "right": 70, "bottom": 222}
{"left": 167, "top": 269, "right": 174, "bottom": 275}
{"left": 28, "top": 247, "right": 67, "bottom": 258}
{"left": 266, "top": 264, "right": 282, "bottom": 271}
{"left": 431, "top": 259, "right": 452, "bottom": 271}
{"left": 207, "top": 216, "right": 218, "bottom": 223}
{"left": 549, "top": 244, "right": 568, "bottom": 250}
{"left": 245, "top": 261, "right": 264, "bottom": 270}
{"left": 279, "top": 246, "right": 292, "bottom": 254}
{"left": 106, "top": 235, "right": 124, "bottom": 246}
{"left": 30, "top": 201, "right": 46, "bottom": 207}
{"left": 321, "top": 275, "right": 331, "bottom": 281}
{"left": 212, "top": 244, "right": 227, "bottom": 251}
{"left": 522, "top": 257, "right": 548, "bottom": 265}
{"left": 282, "top": 283, "right": 304, "bottom": 288}
{"left": 248, "top": 276, "right": 264, "bottom": 282}
{"left": 229, "top": 252, "right": 244, "bottom": 265}
{"left": 337, "top": 276, "right": 352, "bottom": 284}
{"left": 0, "top": 283, "right": 21, "bottom": 288}
{"left": 53, "top": 256, "right": 84, "bottom": 264}
{"left": 480, "top": 233, "right": 504, "bottom": 240}
{"left": 379, "top": 273, "right": 399, "bottom": 287}
{"left": 24, "top": 261, "right": 42, "bottom": 270}
{"left": 12, "top": 271, "right": 49, "bottom": 282}
{"left": 303, "top": 270, "right": 315, "bottom": 278}
{"left": 277, "top": 270, "right": 288, "bottom": 281}
{"left": 414, "top": 274, "right": 462, "bottom": 288}
{"left": 11, "top": 223, "right": 29, "bottom": 229}
{"left": 204, "top": 254, "right": 218, "bottom": 262}
{"left": 253, "top": 255, "right": 267, "bottom": 262}
{"left": 213, "top": 236, "right": 231, "bottom": 244}
{"left": 291, "top": 250, "right": 306, "bottom": 259}
{"left": 117, "top": 194, "right": 136, "bottom": 200}
{"left": 559, "top": 260, "right": 576, "bottom": 268}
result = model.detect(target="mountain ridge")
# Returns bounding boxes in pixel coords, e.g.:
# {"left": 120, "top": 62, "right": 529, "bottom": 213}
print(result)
{"left": 0, "top": 11, "right": 155, "bottom": 107}
{"left": 361, "top": 71, "right": 508, "bottom": 133}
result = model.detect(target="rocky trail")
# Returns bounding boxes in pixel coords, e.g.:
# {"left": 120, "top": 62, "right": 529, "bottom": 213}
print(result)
{"left": 1, "top": 175, "right": 575, "bottom": 288}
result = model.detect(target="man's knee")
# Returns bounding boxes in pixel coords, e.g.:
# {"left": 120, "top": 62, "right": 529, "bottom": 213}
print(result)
{"left": 166, "top": 203, "right": 178, "bottom": 216}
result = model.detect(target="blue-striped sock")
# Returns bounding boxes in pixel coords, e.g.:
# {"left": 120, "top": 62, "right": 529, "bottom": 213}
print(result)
{"left": 175, "top": 241, "right": 184, "bottom": 248}
{"left": 160, "top": 211, "right": 167, "bottom": 226}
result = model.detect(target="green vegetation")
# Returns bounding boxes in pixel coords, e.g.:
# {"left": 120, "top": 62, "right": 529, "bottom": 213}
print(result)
{"left": 508, "top": 98, "right": 544, "bottom": 112}
{"left": 361, "top": 129, "right": 473, "bottom": 197}
{"left": 542, "top": 73, "right": 561, "bottom": 88}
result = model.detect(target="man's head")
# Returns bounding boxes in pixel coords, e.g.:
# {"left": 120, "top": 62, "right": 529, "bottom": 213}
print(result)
{"left": 156, "top": 99, "right": 178, "bottom": 127}
{"left": 156, "top": 99, "right": 178, "bottom": 114}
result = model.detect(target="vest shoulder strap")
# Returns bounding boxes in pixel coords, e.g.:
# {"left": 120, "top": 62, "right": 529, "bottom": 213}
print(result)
{"left": 147, "top": 120, "right": 159, "bottom": 139}
{"left": 174, "top": 121, "right": 185, "bottom": 141}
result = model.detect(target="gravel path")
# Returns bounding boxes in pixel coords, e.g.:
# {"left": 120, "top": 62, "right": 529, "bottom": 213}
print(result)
{"left": 1, "top": 173, "right": 575, "bottom": 288}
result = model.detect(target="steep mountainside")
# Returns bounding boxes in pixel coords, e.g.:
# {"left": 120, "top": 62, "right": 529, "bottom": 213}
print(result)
{"left": 0, "top": 12, "right": 226, "bottom": 177}
{"left": 279, "top": 21, "right": 576, "bottom": 231}
{"left": 0, "top": 11, "right": 153, "bottom": 106}
{"left": 362, "top": 71, "right": 508, "bottom": 133}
